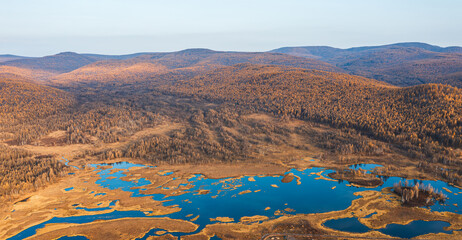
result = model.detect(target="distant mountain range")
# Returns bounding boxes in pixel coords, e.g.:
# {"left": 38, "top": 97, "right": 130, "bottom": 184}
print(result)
{"left": 0, "top": 54, "right": 30, "bottom": 63}
{"left": 0, "top": 49, "right": 340, "bottom": 85}
{"left": 0, "top": 42, "right": 461, "bottom": 88}
{"left": 270, "top": 42, "right": 462, "bottom": 87}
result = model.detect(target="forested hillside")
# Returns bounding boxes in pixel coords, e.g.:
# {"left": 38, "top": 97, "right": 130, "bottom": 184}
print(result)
{"left": 166, "top": 64, "right": 462, "bottom": 151}
{"left": 0, "top": 146, "right": 68, "bottom": 200}
{"left": 0, "top": 74, "right": 75, "bottom": 127}
{"left": 0, "top": 74, "right": 74, "bottom": 201}
{"left": 164, "top": 64, "right": 462, "bottom": 177}
{"left": 0, "top": 66, "right": 57, "bottom": 82}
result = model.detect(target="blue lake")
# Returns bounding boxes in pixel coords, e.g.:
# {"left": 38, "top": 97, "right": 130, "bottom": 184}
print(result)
{"left": 379, "top": 220, "right": 452, "bottom": 238}
{"left": 324, "top": 218, "right": 452, "bottom": 239}
{"left": 8, "top": 162, "right": 462, "bottom": 240}
{"left": 57, "top": 236, "right": 89, "bottom": 240}
{"left": 323, "top": 217, "right": 370, "bottom": 233}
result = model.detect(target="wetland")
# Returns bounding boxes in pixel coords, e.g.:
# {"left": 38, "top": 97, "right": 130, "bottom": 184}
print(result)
{"left": 3, "top": 161, "right": 461, "bottom": 240}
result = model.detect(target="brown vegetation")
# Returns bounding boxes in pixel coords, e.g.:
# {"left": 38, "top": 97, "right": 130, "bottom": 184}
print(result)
{"left": 327, "top": 169, "right": 383, "bottom": 187}
{"left": 281, "top": 173, "right": 295, "bottom": 183}
{"left": 159, "top": 64, "right": 462, "bottom": 185}
{"left": 165, "top": 64, "right": 462, "bottom": 158}
{"left": 0, "top": 146, "right": 68, "bottom": 200}
{"left": 393, "top": 181, "right": 447, "bottom": 207}
{"left": 0, "top": 74, "right": 75, "bottom": 127}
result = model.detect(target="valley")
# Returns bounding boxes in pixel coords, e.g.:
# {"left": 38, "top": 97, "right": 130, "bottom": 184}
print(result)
{"left": 1, "top": 43, "right": 462, "bottom": 239}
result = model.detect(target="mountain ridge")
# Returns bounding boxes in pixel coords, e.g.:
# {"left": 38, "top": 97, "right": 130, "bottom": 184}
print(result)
{"left": 270, "top": 42, "right": 462, "bottom": 87}
{"left": 1, "top": 42, "right": 461, "bottom": 88}
{"left": 51, "top": 50, "right": 341, "bottom": 85}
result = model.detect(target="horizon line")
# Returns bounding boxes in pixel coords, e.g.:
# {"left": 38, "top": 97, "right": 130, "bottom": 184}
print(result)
{"left": 2, "top": 41, "right": 461, "bottom": 58}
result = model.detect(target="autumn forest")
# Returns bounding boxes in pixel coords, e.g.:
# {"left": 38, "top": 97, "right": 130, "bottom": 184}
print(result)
{"left": 0, "top": 43, "right": 462, "bottom": 203}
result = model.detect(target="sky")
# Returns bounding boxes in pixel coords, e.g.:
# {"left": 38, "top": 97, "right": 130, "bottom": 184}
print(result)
{"left": 1, "top": 0, "right": 461, "bottom": 56}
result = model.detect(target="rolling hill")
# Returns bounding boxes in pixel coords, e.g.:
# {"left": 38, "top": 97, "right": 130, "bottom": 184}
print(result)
{"left": 52, "top": 49, "right": 341, "bottom": 85}
{"left": 271, "top": 43, "right": 462, "bottom": 87}
{"left": 271, "top": 42, "right": 462, "bottom": 60}
{"left": 0, "top": 54, "right": 28, "bottom": 63}
{"left": 0, "top": 65, "right": 57, "bottom": 82}
{"left": 0, "top": 73, "right": 75, "bottom": 126}
{"left": 0, "top": 52, "right": 101, "bottom": 73}
{"left": 81, "top": 52, "right": 157, "bottom": 60}
{"left": 0, "top": 49, "right": 340, "bottom": 86}
{"left": 144, "top": 49, "right": 340, "bottom": 70}
{"left": 0, "top": 52, "right": 163, "bottom": 82}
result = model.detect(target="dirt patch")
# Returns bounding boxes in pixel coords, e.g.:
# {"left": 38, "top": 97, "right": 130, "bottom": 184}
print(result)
{"left": 38, "top": 130, "right": 67, "bottom": 146}
{"left": 147, "top": 234, "right": 177, "bottom": 240}
{"left": 210, "top": 217, "right": 234, "bottom": 223}
{"left": 271, "top": 219, "right": 323, "bottom": 235}
{"left": 327, "top": 171, "right": 383, "bottom": 187}
{"left": 244, "top": 113, "right": 274, "bottom": 122}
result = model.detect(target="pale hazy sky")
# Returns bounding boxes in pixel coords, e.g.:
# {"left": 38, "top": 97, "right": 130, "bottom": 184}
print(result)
{"left": 1, "top": 0, "right": 461, "bottom": 56}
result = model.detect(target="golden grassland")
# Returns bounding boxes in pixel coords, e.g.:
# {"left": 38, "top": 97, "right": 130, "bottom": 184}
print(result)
{"left": 29, "top": 218, "right": 198, "bottom": 240}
